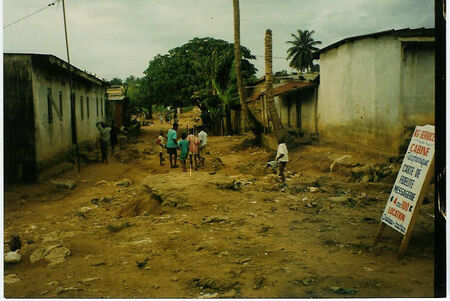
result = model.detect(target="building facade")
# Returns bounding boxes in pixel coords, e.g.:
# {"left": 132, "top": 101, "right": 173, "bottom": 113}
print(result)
{"left": 315, "top": 28, "right": 435, "bottom": 154}
{"left": 4, "top": 53, "right": 107, "bottom": 183}
{"left": 106, "top": 85, "right": 128, "bottom": 128}
{"left": 246, "top": 74, "right": 319, "bottom": 135}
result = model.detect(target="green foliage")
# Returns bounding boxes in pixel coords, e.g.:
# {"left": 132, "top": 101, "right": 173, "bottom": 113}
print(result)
{"left": 182, "top": 105, "right": 195, "bottom": 112}
{"left": 286, "top": 29, "right": 322, "bottom": 73}
{"left": 142, "top": 37, "right": 257, "bottom": 117}
{"left": 109, "top": 77, "right": 123, "bottom": 86}
{"left": 274, "top": 70, "right": 289, "bottom": 77}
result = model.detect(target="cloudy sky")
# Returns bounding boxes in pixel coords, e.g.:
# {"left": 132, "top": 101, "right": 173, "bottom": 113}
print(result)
{"left": 3, "top": 0, "right": 434, "bottom": 80}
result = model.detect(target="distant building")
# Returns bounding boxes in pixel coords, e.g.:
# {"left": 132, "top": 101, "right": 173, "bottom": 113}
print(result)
{"left": 4, "top": 53, "right": 107, "bottom": 183}
{"left": 106, "top": 85, "right": 128, "bottom": 128}
{"left": 314, "top": 28, "right": 435, "bottom": 154}
{"left": 246, "top": 73, "right": 319, "bottom": 135}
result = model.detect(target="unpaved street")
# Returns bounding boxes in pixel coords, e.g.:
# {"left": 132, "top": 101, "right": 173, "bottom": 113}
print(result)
{"left": 4, "top": 114, "right": 435, "bottom": 298}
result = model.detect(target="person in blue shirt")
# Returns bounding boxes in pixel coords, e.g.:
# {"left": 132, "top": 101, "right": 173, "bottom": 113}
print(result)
{"left": 166, "top": 122, "right": 179, "bottom": 168}
{"left": 178, "top": 132, "right": 189, "bottom": 172}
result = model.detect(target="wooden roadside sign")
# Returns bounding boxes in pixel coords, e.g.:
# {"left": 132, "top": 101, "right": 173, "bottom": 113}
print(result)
{"left": 375, "top": 124, "right": 435, "bottom": 258}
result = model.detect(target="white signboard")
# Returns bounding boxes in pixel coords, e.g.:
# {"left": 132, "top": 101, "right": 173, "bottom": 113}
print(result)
{"left": 381, "top": 125, "right": 435, "bottom": 235}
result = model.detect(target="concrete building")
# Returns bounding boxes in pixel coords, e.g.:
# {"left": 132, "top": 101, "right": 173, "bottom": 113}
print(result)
{"left": 106, "top": 85, "right": 128, "bottom": 128}
{"left": 4, "top": 53, "right": 107, "bottom": 183}
{"left": 246, "top": 74, "right": 319, "bottom": 135}
{"left": 314, "top": 28, "right": 435, "bottom": 155}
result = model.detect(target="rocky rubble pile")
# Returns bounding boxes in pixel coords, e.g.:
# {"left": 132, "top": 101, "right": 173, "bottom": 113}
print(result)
{"left": 350, "top": 163, "right": 396, "bottom": 183}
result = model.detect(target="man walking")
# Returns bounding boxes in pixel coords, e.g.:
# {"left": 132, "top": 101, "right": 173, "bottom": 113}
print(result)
{"left": 96, "top": 122, "right": 112, "bottom": 163}
{"left": 275, "top": 137, "right": 289, "bottom": 183}
{"left": 166, "top": 122, "right": 179, "bottom": 168}
{"left": 198, "top": 129, "right": 208, "bottom": 167}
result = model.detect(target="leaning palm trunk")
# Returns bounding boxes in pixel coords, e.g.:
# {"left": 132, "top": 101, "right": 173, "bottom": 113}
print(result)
{"left": 233, "top": 0, "right": 263, "bottom": 142}
{"left": 233, "top": 0, "right": 246, "bottom": 133}
{"left": 265, "top": 29, "right": 286, "bottom": 143}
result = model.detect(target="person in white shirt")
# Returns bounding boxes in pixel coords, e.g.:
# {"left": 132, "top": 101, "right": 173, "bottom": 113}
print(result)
{"left": 96, "top": 122, "right": 112, "bottom": 163}
{"left": 276, "top": 138, "right": 289, "bottom": 183}
{"left": 197, "top": 129, "right": 208, "bottom": 167}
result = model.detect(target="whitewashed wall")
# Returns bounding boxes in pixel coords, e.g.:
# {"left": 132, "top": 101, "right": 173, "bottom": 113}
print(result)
{"left": 318, "top": 35, "right": 434, "bottom": 154}
{"left": 32, "top": 66, "right": 106, "bottom": 169}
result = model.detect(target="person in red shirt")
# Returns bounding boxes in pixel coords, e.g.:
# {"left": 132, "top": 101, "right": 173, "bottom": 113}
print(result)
{"left": 187, "top": 129, "right": 200, "bottom": 170}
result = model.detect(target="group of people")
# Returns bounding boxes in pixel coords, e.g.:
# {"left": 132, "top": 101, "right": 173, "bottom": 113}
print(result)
{"left": 156, "top": 123, "right": 208, "bottom": 172}
{"left": 158, "top": 108, "right": 181, "bottom": 125}
{"left": 97, "top": 119, "right": 288, "bottom": 183}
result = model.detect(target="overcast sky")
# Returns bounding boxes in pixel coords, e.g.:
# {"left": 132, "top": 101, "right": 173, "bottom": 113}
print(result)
{"left": 3, "top": 0, "right": 434, "bottom": 80}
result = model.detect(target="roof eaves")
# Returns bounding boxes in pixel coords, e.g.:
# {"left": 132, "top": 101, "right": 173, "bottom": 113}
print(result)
{"left": 4, "top": 52, "right": 106, "bottom": 85}
{"left": 313, "top": 27, "right": 435, "bottom": 59}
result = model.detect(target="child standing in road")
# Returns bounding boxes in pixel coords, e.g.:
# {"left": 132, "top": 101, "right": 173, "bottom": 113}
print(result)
{"left": 178, "top": 132, "right": 189, "bottom": 172}
{"left": 166, "top": 123, "right": 179, "bottom": 168}
{"left": 276, "top": 137, "right": 289, "bottom": 183}
{"left": 198, "top": 129, "right": 208, "bottom": 167}
{"left": 156, "top": 130, "right": 166, "bottom": 166}
{"left": 187, "top": 129, "right": 200, "bottom": 170}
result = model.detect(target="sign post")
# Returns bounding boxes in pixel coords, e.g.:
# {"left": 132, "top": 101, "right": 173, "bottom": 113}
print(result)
{"left": 376, "top": 125, "right": 435, "bottom": 258}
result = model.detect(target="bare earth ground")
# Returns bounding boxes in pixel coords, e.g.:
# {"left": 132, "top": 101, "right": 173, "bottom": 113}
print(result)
{"left": 4, "top": 113, "right": 435, "bottom": 298}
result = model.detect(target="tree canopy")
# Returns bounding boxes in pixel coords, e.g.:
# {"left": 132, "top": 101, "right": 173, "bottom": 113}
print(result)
{"left": 108, "top": 77, "right": 123, "bottom": 86}
{"left": 142, "top": 37, "right": 257, "bottom": 109}
{"left": 286, "top": 29, "right": 321, "bottom": 73}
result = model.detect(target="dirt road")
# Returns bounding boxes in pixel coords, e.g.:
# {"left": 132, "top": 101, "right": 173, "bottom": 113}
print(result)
{"left": 4, "top": 114, "right": 435, "bottom": 298}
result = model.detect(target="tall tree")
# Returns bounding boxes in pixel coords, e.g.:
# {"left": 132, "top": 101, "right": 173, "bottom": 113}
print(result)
{"left": 286, "top": 29, "right": 321, "bottom": 73}
{"left": 108, "top": 77, "right": 123, "bottom": 86}
{"left": 143, "top": 37, "right": 257, "bottom": 132}
{"left": 265, "top": 29, "right": 286, "bottom": 143}
{"left": 232, "top": 0, "right": 246, "bottom": 133}
{"left": 233, "top": 0, "right": 263, "bottom": 141}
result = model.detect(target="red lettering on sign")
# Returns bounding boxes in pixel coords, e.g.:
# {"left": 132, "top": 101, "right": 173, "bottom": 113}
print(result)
{"left": 419, "top": 130, "right": 435, "bottom": 142}
{"left": 401, "top": 201, "right": 409, "bottom": 211}
{"left": 410, "top": 143, "right": 430, "bottom": 157}
{"left": 388, "top": 206, "right": 406, "bottom": 222}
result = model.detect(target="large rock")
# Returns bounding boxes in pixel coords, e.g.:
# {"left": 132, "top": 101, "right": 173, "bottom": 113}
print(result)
{"left": 51, "top": 179, "right": 77, "bottom": 190}
{"left": 350, "top": 165, "right": 374, "bottom": 182}
{"left": 115, "top": 179, "right": 132, "bottom": 187}
{"left": 329, "top": 155, "right": 353, "bottom": 172}
{"left": 30, "top": 245, "right": 70, "bottom": 265}
{"left": 4, "top": 274, "right": 20, "bottom": 284}
{"left": 4, "top": 250, "right": 21, "bottom": 264}
{"left": 263, "top": 174, "right": 280, "bottom": 184}
{"left": 45, "top": 246, "right": 71, "bottom": 265}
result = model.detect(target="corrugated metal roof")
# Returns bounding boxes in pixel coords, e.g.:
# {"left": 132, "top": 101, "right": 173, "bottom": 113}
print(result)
{"left": 313, "top": 27, "right": 435, "bottom": 59}
{"left": 108, "top": 96, "right": 127, "bottom": 101}
{"left": 248, "top": 81, "right": 315, "bottom": 101}
{"left": 4, "top": 53, "right": 106, "bottom": 85}
{"left": 107, "top": 87, "right": 124, "bottom": 95}
{"left": 106, "top": 86, "right": 126, "bottom": 101}
{"left": 273, "top": 81, "right": 314, "bottom": 96}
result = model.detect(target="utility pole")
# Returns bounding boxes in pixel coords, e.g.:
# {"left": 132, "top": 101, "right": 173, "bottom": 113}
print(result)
{"left": 61, "top": 0, "right": 80, "bottom": 172}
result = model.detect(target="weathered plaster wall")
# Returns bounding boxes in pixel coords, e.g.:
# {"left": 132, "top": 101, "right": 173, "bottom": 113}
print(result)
{"left": 4, "top": 55, "right": 37, "bottom": 183}
{"left": 31, "top": 59, "right": 106, "bottom": 171}
{"left": 318, "top": 35, "right": 434, "bottom": 154}
{"left": 400, "top": 42, "right": 435, "bottom": 127}
{"left": 287, "top": 95, "right": 297, "bottom": 128}
{"left": 276, "top": 88, "right": 316, "bottom": 133}
{"left": 275, "top": 96, "right": 289, "bottom": 127}
{"left": 300, "top": 88, "right": 316, "bottom": 133}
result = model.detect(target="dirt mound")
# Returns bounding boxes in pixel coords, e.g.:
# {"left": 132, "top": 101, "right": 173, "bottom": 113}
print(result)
{"left": 117, "top": 189, "right": 162, "bottom": 218}
{"left": 231, "top": 138, "right": 258, "bottom": 151}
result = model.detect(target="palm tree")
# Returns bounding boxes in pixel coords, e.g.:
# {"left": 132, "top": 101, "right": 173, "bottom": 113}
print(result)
{"left": 232, "top": 0, "right": 263, "bottom": 142}
{"left": 286, "top": 29, "right": 321, "bottom": 73}
{"left": 232, "top": 0, "right": 246, "bottom": 133}
{"left": 265, "top": 29, "right": 287, "bottom": 143}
